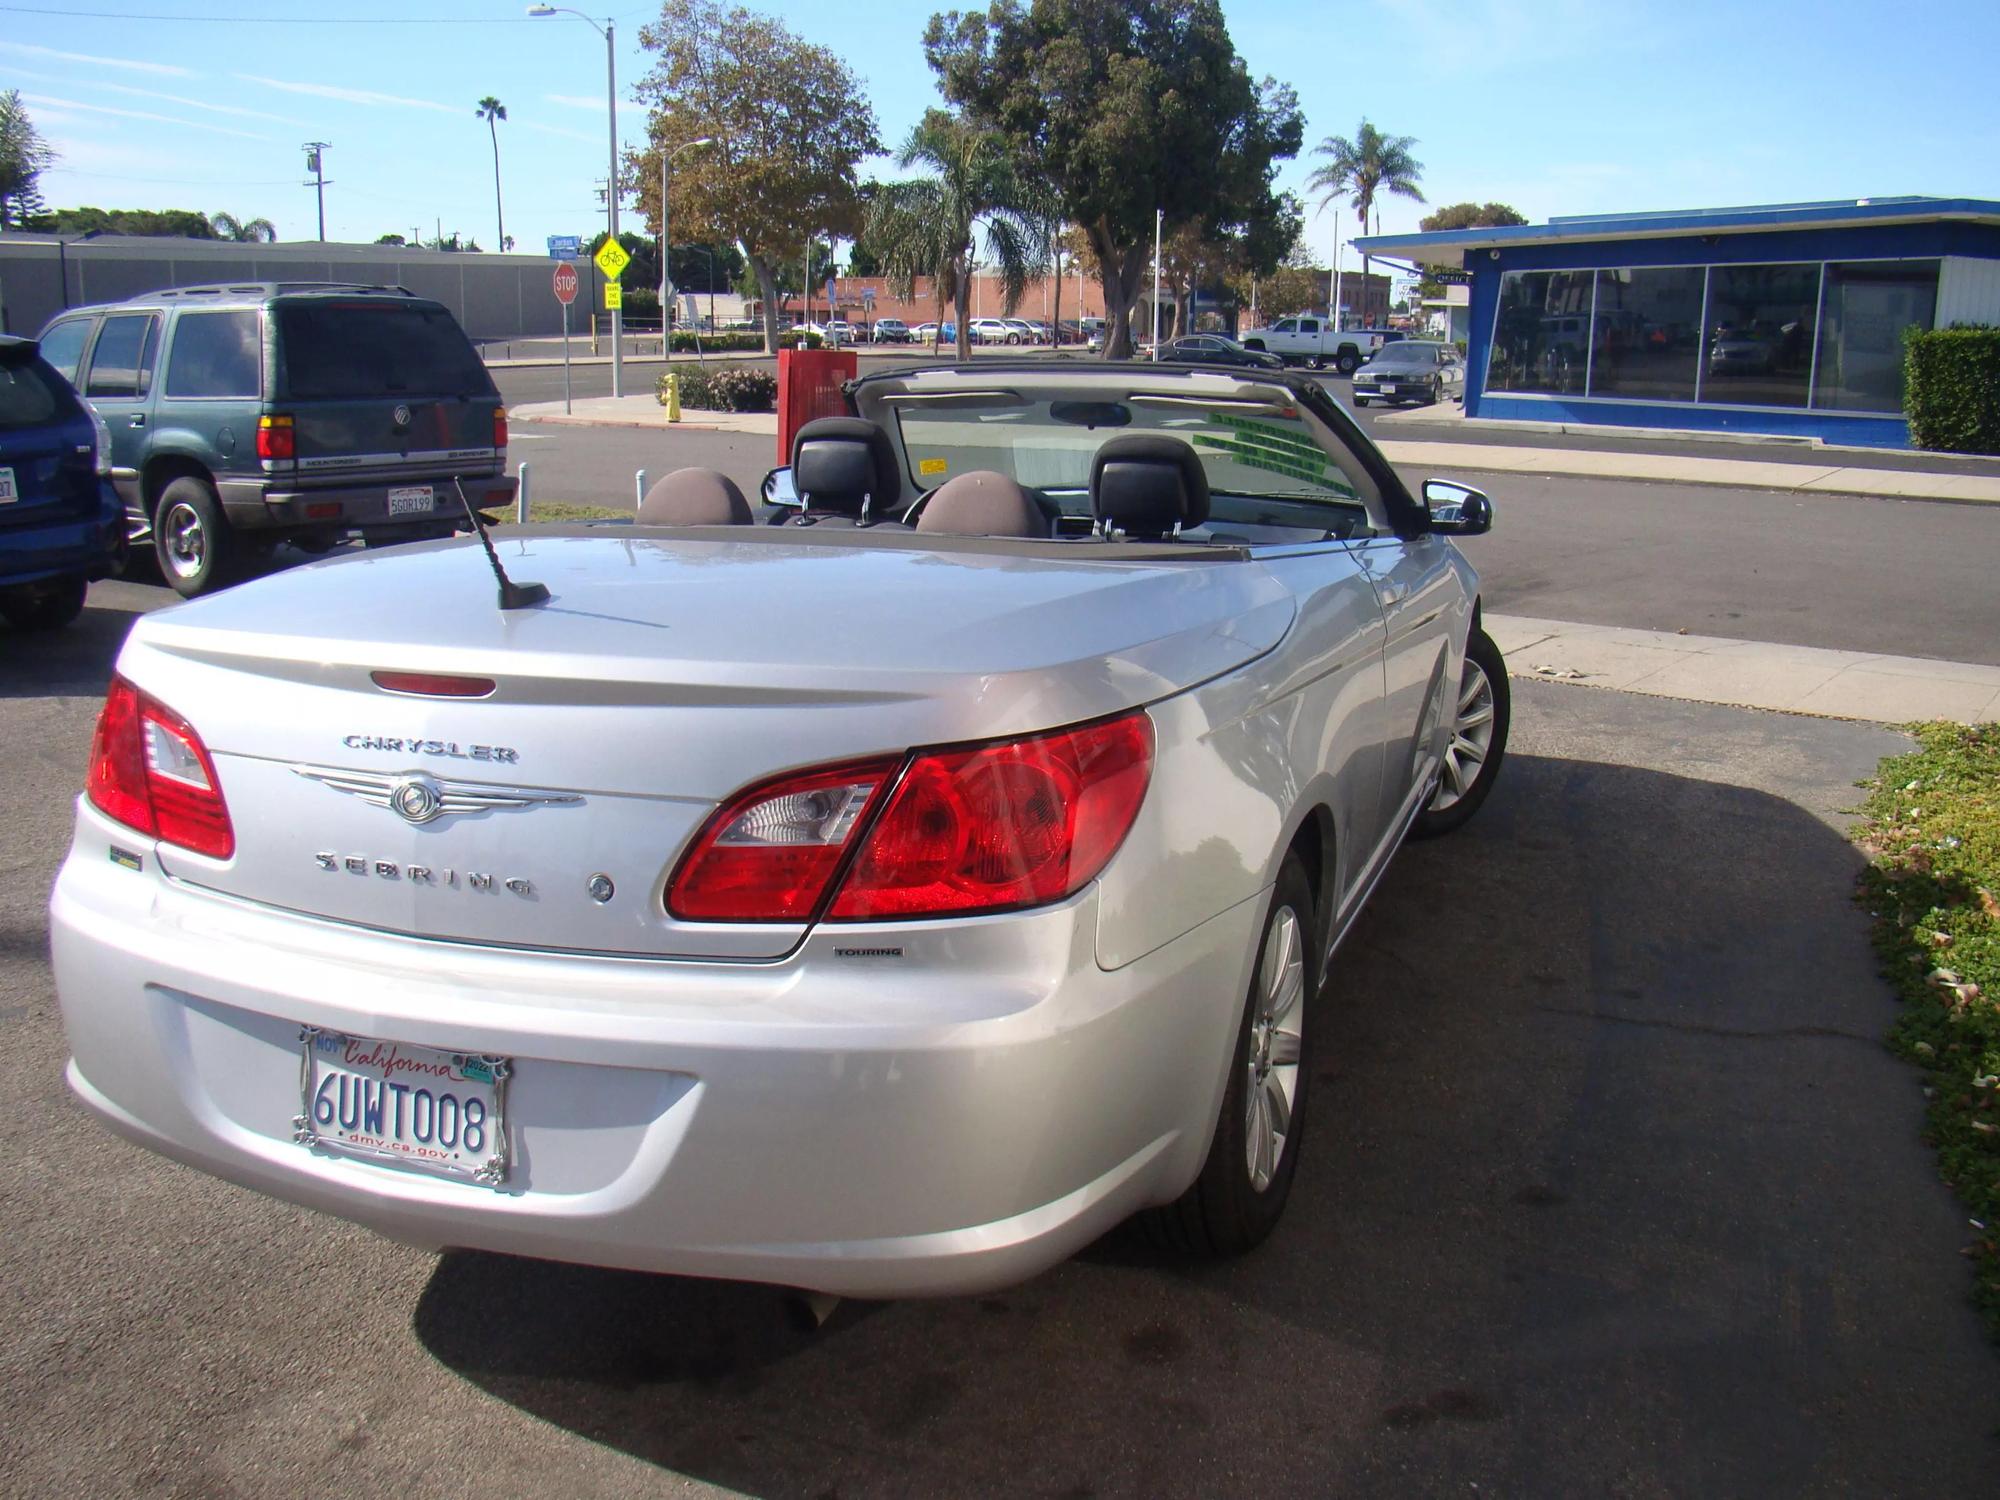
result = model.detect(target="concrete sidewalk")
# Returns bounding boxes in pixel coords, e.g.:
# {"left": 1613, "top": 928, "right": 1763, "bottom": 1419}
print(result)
{"left": 514, "top": 394, "right": 2000, "bottom": 505}
{"left": 1487, "top": 614, "right": 2000, "bottom": 724}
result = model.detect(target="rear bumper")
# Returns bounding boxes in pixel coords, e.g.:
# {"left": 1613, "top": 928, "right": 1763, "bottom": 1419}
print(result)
{"left": 0, "top": 483, "right": 124, "bottom": 587}
{"left": 51, "top": 798, "right": 1258, "bottom": 1298}
{"left": 216, "top": 473, "right": 518, "bottom": 531}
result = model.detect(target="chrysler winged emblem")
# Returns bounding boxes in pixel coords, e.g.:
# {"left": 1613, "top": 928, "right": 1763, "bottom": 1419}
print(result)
{"left": 291, "top": 766, "right": 580, "bottom": 826}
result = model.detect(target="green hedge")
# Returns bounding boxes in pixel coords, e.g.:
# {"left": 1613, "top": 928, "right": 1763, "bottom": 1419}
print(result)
{"left": 660, "top": 366, "right": 777, "bottom": 412}
{"left": 1906, "top": 326, "right": 2000, "bottom": 454}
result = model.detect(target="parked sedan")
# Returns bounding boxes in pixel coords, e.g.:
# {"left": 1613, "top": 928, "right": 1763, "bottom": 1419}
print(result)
{"left": 52, "top": 361, "right": 1506, "bottom": 1298}
{"left": 0, "top": 333, "right": 124, "bottom": 631}
{"left": 1350, "top": 341, "right": 1465, "bottom": 406}
{"left": 1157, "top": 334, "right": 1287, "bottom": 371}
{"left": 970, "top": 317, "right": 1020, "bottom": 345}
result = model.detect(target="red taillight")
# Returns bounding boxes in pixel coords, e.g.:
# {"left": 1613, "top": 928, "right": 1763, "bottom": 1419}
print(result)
{"left": 370, "top": 670, "right": 496, "bottom": 698}
{"left": 86, "top": 677, "right": 235, "bottom": 860}
{"left": 256, "top": 413, "right": 295, "bottom": 461}
{"left": 664, "top": 713, "right": 1153, "bottom": 924}
{"left": 493, "top": 406, "right": 508, "bottom": 448}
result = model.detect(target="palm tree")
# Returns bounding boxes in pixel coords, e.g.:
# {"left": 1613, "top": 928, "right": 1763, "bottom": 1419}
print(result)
{"left": 209, "top": 211, "right": 276, "bottom": 243}
{"left": 1307, "top": 120, "right": 1424, "bottom": 324}
{"left": 475, "top": 97, "right": 507, "bottom": 257}
{"left": 864, "top": 110, "right": 1045, "bottom": 362}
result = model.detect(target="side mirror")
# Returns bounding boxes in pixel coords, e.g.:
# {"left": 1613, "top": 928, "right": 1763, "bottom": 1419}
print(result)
{"left": 1423, "top": 479, "right": 1492, "bottom": 536}
{"left": 761, "top": 466, "right": 802, "bottom": 509}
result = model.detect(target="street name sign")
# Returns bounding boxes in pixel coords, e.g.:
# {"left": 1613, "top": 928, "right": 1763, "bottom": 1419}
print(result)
{"left": 547, "top": 234, "right": 582, "bottom": 260}
{"left": 594, "top": 239, "right": 630, "bottom": 281}
{"left": 553, "top": 262, "right": 578, "bottom": 305}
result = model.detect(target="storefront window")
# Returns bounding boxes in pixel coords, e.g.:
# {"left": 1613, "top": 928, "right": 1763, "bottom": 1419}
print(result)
{"left": 1698, "top": 263, "right": 1818, "bottom": 408}
{"left": 1814, "top": 260, "right": 1939, "bottom": 412}
{"left": 1487, "top": 270, "right": 1594, "bottom": 394}
{"left": 1587, "top": 267, "right": 1705, "bottom": 403}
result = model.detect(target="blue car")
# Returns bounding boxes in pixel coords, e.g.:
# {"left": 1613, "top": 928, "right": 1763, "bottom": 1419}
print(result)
{"left": 0, "top": 334, "right": 123, "bottom": 631}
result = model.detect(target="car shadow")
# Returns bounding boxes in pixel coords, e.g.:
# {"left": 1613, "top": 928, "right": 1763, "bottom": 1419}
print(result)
{"left": 412, "top": 748, "right": 1995, "bottom": 1498}
{"left": 0, "top": 586, "right": 152, "bottom": 700}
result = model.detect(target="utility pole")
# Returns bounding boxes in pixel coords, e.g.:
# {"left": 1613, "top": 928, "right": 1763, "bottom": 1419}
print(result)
{"left": 302, "top": 142, "right": 331, "bottom": 241}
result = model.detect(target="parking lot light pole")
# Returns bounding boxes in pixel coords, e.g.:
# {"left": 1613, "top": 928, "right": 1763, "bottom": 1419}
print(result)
{"left": 659, "top": 136, "right": 715, "bottom": 343}
{"left": 528, "top": 5, "right": 624, "bottom": 396}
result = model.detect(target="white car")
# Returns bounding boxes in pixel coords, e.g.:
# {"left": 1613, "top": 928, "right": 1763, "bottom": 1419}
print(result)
{"left": 970, "top": 317, "right": 1019, "bottom": 345}
{"left": 823, "top": 320, "right": 857, "bottom": 345}
{"left": 52, "top": 362, "right": 1507, "bottom": 1298}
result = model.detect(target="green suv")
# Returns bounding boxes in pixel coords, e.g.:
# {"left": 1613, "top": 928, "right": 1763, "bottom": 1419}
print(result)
{"left": 37, "top": 283, "right": 515, "bottom": 596}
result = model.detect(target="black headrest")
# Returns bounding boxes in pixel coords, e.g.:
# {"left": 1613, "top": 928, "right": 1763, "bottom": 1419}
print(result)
{"left": 1089, "top": 434, "right": 1210, "bottom": 536}
{"left": 791, "top": 417, "right": 899, "bottom": 518}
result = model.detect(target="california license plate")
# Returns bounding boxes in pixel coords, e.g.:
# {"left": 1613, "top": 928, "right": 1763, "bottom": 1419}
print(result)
{"left": 387, "top": 485, "right": 435, "bottom": 515}
{"left": 0, "top": 466, "right": 16, "bottom": 504}
{"left": 293, "top": 1027, "right": 511, "bottom": 1186}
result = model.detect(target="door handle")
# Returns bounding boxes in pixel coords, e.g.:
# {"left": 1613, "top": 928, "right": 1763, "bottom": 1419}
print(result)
{"left": 129, "top": 414, "right": 146, "bottom": 428}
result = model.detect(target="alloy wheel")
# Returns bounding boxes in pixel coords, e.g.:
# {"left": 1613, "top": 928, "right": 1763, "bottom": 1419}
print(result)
{"left": 1244, "top": 905, "right": 1306, "bottom": 1192}
{"left": 1430, "top": 653, "right": 1497, "bottom": 812}
{"left": 161, "top": 501, "right": 207, "bottom": 582}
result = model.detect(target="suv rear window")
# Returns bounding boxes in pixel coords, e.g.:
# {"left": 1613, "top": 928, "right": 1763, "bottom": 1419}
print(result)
{"left": 277, "top": 302, "right": 489, "bottom": 399}
{"left": 0, "top": 352, "right": 68, "bottom": 430}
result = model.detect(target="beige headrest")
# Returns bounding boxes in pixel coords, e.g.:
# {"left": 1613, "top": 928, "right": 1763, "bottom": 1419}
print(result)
{"left": 916, "top": 470, "right": 1047, "bottom": 537}
{"left": 639, "top": 468, "right": 753, "bottom": 525}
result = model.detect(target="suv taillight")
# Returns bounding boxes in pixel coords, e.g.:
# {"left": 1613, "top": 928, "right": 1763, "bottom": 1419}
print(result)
{"left": 493, "top": 406, "right": 508, "bottom": 449}
{"left": 86, "top": 676, "right": 235, "bottom": 860}
{"left": 666, "top": 713, "right": 1153, "bottom": 923}
{"left": 256, "top": 413, "right": 295, "bottom": 461}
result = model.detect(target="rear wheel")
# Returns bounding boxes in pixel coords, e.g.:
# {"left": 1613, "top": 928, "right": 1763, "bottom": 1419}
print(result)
{"left": 154, "top": 475, "right": 236, "bottom": 598}
{"left": 1413, "top": 627, "right": 1510, "bottom": 838}
{"left": 1335, "top": 349, "right": 1361, "bottom": 375}
{"left": 1140, "top": 852, "right": 1317, "bottom": 1256}
{"left": 0, "top": 576, "right": 88, "bottom": 631}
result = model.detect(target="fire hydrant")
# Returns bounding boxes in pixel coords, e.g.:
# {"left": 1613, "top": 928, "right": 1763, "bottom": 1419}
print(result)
{"left": 664, "top": 370, "right": 682, "bottom": 423}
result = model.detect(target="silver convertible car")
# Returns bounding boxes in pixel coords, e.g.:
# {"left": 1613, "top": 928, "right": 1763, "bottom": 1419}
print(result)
{"left": 52, "top": 361, "right": 1507, "bottom": 1298}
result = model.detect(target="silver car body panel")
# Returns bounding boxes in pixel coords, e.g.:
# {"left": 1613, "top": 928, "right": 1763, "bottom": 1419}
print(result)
{"left": 53, "top": 363, "right": 1485, "bottom": 1296}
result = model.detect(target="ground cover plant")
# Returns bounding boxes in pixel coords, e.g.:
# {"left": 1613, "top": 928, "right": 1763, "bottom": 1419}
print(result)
{"left": 1853, "top": 722, "right": 2000, "bottom": 1330}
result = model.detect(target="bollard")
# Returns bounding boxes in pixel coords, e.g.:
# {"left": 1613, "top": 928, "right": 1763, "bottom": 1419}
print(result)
{"left": 635, "top": 469, "right": 647, "bottom": 510}
{"left": 665, "top": 370, "right": 682, "bottom": 423}
{"left": 516, "top": 461, "right": 530, "bottom": 526}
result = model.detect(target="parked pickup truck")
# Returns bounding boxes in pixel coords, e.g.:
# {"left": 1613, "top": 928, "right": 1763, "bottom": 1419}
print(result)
{"left": 1240, "top": 316, "right": 1400, "bottom": 374}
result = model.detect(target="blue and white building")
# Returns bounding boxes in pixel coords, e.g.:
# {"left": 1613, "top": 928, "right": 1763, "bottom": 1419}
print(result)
{"left": 1356, "top": 197, "right": 2000, "bottom": 447}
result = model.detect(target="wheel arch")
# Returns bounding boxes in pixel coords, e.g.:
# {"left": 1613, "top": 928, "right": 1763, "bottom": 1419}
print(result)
{"left": 142, "top": 452, "right": 215, "bottom": 520}
{"left": 1283, "top": 802, "right": 1339, "bottom": 977}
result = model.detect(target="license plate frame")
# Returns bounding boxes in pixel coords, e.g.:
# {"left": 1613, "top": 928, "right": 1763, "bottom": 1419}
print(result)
{"left": 386, "top": 485, "right": 435, "bottom": 516}
{"left": 292, "top": 1026, "right": 512, "bottom": 1187}
{"left": 0, "top": 466, "right": 16, "bottom": 505}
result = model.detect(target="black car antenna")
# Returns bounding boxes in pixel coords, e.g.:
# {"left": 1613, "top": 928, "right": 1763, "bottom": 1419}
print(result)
{"left": 454, "top": 478, "right": 549, "bottom": 610}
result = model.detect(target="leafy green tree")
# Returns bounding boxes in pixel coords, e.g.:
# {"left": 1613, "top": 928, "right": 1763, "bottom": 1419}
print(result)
{"left": 47, "top": 206, "right": 217, "bottom": 238}
{"left": 1307, "top": 119, "right": 1425, "bottom": 302}
{"left": 866, "top": 110, "right": 1046, "bottom": 359}
{"left": 210, "top": 211, "right": 277, "bottom": 243}
{"left": 731, "top": 238, "right": 835, "bottom": 322}
{"left": 0, "top": 90, "right": 57, "bottom": 230}
{"left": 670, "top": 240, "right": 743, "bottom": 294}
{"left": 476, "top": 97, "right": 508, "bottom": 256}
{"left": 926, "top": 0, "right": 1303, "bottom": 360}
{"left": 632, "top": 0, "right": 879, "bottom": 352}
{"left": 376, "top": 232, "right": 407, "bottom": 246}
{"left": 1414, "top": 201, "right": 1526, "bottom": 295}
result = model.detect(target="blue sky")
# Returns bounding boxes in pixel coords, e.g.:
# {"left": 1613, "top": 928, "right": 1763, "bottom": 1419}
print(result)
{"left": 7, "top": 0, "right": 1998, "bottom": 270}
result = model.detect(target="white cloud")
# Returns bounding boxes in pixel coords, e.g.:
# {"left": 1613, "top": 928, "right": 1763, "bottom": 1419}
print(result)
{"left": 520, "top": 121, "right": 598, "bottom": 145}
{"left": 236, "top": 75, "right": 459, "bottom": 115}
{"left": 87, "top": 79, "right": 296, "bottom": 124}
{"left": 22, "top": 93, "right": 273, "bottom": 142}
{"left": 0, "top": 39, "right": 194, "bottom": 77}
{"left": 543, "top": 93, "right": 606, "bottom": 111}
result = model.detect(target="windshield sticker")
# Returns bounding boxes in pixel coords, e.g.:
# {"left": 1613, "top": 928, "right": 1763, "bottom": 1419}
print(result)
{"left": 1190, "top": 416, "right": 1359, "bottom": 496}
{"left": 918, "top": 457, "right": 949, "bottom": 476}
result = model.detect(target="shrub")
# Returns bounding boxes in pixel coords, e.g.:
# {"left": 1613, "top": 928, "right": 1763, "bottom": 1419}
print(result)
{"left": 667, "top": 331, "right": 765, "bottom": 353}
{"left": 661, "top": 366, "right": 777, "bottom": 413}
{"left": 1905, "top": 325, "right": 2000, "bottom": 454}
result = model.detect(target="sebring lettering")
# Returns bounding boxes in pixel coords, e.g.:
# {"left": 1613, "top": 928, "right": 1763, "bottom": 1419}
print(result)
{"left": 341, "top": 734, "right": 519, "bottom": 763}
{"left": 314, "top": 851, "right": 533, "bottom": 895}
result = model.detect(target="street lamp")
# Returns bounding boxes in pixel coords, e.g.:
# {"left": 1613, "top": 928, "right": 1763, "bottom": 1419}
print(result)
{"left": 55, "top": 229, "right": 103, "bottom": 311}
{"left": 527, "top": 5, "right": 627, "bottom": 397}
{"left": 659, "top": 136, "right": 715, "bottom": 337}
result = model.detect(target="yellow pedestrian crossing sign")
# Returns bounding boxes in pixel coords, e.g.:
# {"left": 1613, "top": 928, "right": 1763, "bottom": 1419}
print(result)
{"left": 594, "top": 238, "right": 630, "bottom": 280}
{"left": 603, "top": 282, "right": 623, "bottom": 310}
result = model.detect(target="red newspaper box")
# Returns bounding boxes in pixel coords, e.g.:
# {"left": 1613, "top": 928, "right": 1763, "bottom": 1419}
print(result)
{"left": 777, "top": 346, "right": 859, "bottom": 462}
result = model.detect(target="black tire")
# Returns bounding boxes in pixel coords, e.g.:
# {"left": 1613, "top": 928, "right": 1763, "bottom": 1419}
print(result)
{"left": 1412, "top": 627, "right": 1510, "bottom": 839}
{"left": 1334, "top": 349, "right": 1361, "bottom": 375}
{"left": 0, "top": 576, "right": 88, "bottom": 631}
{"left": 1353, "top": 396, "right": 1371, "bottom": 407}
{"left": 153, "top": 474, "right": 236, "bottom": 598}
{"left": 1140, "top": 851, "right": 1318, "bottom": 1257}
{"left": 1428, "top": 376, "right": 1443, "bottom": 405}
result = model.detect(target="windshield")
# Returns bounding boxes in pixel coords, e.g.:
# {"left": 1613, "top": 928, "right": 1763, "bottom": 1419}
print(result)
{"left": 1371, "top": 345, "right": 1439, "bottom": 366}
{"left": 892, "top": 394, "right": 1366, "bottom": 512}
{"left": 277, "top": 301, "right": 490, "bottom": 399}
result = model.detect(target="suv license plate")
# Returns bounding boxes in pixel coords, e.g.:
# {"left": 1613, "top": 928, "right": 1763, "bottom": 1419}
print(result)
{"left": 387, "top": 485, "right": 435, "bottom": 515}
{"left": 293, "top": 1027, "right": 512, "bottom": 1186}
{"left": 0, "top": 466, "right": 16, "bottom": 504}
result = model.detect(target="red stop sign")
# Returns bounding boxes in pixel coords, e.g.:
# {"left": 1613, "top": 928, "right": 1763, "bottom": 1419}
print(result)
{"left": 553, "top": 262, "right": 579, "bottom": 305}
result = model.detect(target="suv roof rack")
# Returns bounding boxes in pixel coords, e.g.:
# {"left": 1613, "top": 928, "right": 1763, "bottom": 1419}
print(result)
{"left": 137, "top": 282, "right": 420, "bottom": 301}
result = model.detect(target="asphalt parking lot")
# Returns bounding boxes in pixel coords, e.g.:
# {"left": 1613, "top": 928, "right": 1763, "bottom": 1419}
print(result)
{"left": 3, "top": 591, "right": 1993, "bottom": 1494}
